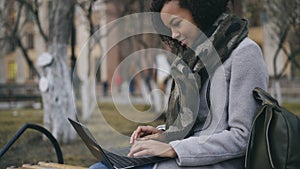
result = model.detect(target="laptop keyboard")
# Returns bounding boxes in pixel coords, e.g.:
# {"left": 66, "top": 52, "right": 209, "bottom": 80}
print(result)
{"left": 67, "top": 119, "right": 168, "bottom": 168}
{"left": 104, "top": 150, "right": 168, "bottom": 168}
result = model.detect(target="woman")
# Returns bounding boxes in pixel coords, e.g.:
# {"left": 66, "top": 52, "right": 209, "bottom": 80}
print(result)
{"left": 90, "top": 0, "right": 268, "bottom": 168}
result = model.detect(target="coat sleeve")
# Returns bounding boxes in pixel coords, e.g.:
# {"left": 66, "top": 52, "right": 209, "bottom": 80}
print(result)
{"left": 168, "top": 38, "right": 269, "bottom": 167}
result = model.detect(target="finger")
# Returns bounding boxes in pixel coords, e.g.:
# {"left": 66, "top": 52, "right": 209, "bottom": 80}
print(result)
{"left": 140, "top": 134, "right": 153, "bottom": 141}
{"left": 140, "top": 133, "right": 160, "bottom": 141}
{"left": 130, "top": 130, "right": 146, "bottom": 144}
{"left": 130, "top": 126, "right": 144, "bottom": 143}
{"left": 133, "top": 149, "right": 151, "bottom": 157}
{"left": 130, "top": 126, "right": 150, "bottom": 143}
{"left": 137, "top": 126, "right": 156, "bottom": 135}
{"left": 130, "top": 130, "right": 138, "bottom": 144}
{"left": 127, "top": 146, "right": 138, "bottom": 157}
{"left": 133, "top": 126, "right": 144, "bottom": 139}
{"left": 130, "top": 140, "right": 156, "bottom": 157}
{"left": 130, "top": 126, "right": 158, "bottom": 144}
{"left": 128, "top": 141, "right": 144, "bottom": 157}
{"left": 130, "top": 132, "right": 136, "bottom": 144}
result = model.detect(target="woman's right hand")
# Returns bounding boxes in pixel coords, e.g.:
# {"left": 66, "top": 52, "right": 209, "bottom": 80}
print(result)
{"left": 130, "top": 126, "right": 163, "bottom": 144}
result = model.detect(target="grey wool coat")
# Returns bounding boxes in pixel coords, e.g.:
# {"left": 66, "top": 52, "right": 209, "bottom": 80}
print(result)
{"left": 154, "top": 38, "right": 269, "bottom": 169}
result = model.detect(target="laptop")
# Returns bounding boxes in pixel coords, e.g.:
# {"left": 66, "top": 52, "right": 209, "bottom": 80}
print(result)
{"left": 68, "top": 118, "right": 169, "bottom": 169}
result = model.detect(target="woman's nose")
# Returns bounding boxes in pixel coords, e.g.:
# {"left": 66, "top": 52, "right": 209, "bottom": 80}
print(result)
{"left": 171, "top": 30, "right": 180, "bottom": 40}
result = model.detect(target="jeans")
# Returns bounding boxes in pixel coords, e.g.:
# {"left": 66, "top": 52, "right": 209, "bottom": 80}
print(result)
{"left": 89, "top": 162, "right": 154, "bottom": 169}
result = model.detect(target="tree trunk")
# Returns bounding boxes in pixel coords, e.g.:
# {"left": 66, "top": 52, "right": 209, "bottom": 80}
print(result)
{"left": 229, "top": 0, "right": 244, "bottom": 16}
{"left": 40, "top": 0, "right": 76, "bottom": 143}
{"left": 150, "top": 79, "right": 164, "bottom": 113}
{"left": 81, "top": 79, "right": 96, "bottom": 121}
{"left": 274, "top": 80, "right": 282, "bottom": 105}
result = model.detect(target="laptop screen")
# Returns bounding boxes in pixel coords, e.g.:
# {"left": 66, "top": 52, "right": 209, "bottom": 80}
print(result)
{"left": 68, "top": 118, "right": 114, "bottom": 168}
{"left": 68, "top": 118, "right": 169, "bottom": 169}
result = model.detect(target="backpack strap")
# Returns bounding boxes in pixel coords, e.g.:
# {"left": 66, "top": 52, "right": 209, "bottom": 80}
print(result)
{"left": 245, "top": 105, "right": 275, "bottom": 169}
{"left": 246, "top": 87, "right": 279, "bottom": 169}
{"left": 252, "top": 87, "right": 279, "bottom": 107}
{"left": 206, "top": 80, "right": 211, "bottom": 109}
{"left": 263, "top": 108, "right": 275, "bottom": 168}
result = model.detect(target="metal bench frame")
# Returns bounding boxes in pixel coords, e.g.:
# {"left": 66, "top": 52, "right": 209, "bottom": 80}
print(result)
{"left": 0, "top": 123, "right": 64, "bottom": 164}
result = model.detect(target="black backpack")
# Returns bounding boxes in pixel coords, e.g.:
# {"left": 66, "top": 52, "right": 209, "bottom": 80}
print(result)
{"left": 245, "top": 87, "right": 300, "bottom": 169}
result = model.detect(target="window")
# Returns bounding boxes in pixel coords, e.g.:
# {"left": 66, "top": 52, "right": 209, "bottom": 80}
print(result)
{"left": 8, "top": 61, "right": 17, "bottom": 82}
{"left": 25, "top": 7, "right": 35, "bottom": 21}
{"left": 8, "top": 38, "right": 16, "bottom": 53}
{"left": 8, "top": 4, "right": 16, "bottom": 25}
{"left": 28, "top": 67, "right": 36, "bottom": 81}
{"left": 27, "top": 33, "right": 34, "bottom": 49}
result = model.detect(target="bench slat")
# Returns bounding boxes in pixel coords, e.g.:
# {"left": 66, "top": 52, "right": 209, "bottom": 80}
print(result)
{"left": 6, "top": 162, "right": 88, "bottom": 169}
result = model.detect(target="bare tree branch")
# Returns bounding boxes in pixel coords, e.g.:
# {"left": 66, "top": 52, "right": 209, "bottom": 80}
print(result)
{"left": 70, "top": 4, "right": 76, "bottom": 76}
{"left": 265, "top": 0, "right": 300, "bottom": 79}
{"left": 15, "top": 35, "right": 40, "bottom": 78}
{"left": 16, "top": 0, "right": 48, "bottom": 42}
{"left": 283, "top": 47, "right": 300, "bottom": 69}
{"left": 33, "top": 0, "right": 48, "bottom": 42}
{"left": 272, "top": 26, "right": 290, "bottom": 79}
{"left": 12, "top": 2, "right": 23, "bottom": 35}
{"left": 8, "top": 1, "right": 40, "bottom": 78}
{"left": 278, "top": 57, "right": 290, "bottom": 78}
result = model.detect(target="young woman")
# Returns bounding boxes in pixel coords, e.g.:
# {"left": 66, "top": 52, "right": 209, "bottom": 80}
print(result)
{"left": 90, "top": 0, "right": 269, "bottom": 168}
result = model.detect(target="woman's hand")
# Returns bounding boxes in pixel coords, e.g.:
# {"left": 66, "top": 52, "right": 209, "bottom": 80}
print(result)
{"left": 130, "top": 126, "right": 163, "bottom": 144}
{"left": 128, "top": 140, "right": 177, "bottom": 158}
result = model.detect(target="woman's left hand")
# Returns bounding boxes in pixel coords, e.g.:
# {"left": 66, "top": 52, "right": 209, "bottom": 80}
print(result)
{"left": 128, "top": 140, "right": 177, "bottom": 158}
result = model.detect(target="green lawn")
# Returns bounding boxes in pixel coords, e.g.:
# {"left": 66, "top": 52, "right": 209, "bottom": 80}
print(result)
{"left": 282, "top": 102, "right": 300, "bottom": 117}
{"left": 0, "top": 109, "right": 42, "bottom": 146}
{"left": 0, "top": 108, "right": 95, "bottom": 168}
{"left": 0, "top": 103, "right": 164, "bottom": 168}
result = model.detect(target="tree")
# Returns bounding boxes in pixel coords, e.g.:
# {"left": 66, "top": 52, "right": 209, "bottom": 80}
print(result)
{"left": 75, "top": 0, "right": 166, "bottom": 120}
{"left": 0, "top": 0, "right": 40, "bottom": 79}
{"left": 264, "top": 0, "right": 300, "bottom": 104}
{"left": 1, "top": 0, "right": 77, "bottom": 143}
{"left": 40, "top": 0, "right": 77, "bottom": 143}
{"left": 0, "top": 0, "right": 166, "bottom": 142}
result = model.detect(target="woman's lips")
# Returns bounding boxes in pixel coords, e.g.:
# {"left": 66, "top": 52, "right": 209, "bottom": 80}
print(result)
{"left": 180, "top": 39, "right": 187, "bottom": 47}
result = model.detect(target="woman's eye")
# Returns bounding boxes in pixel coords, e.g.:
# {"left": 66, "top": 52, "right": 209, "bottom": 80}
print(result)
{"left": 172, "top": 21, "right": 181, "bottom": 27}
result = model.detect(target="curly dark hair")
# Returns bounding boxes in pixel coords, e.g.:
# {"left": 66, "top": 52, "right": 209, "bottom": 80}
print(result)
{"left": 151, "top": 0, "right": 230, "bottom": 52}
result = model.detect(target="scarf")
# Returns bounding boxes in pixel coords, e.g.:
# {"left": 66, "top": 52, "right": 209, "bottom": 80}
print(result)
{"left": 160, "top": 13, "right": 248, "bottom": 142}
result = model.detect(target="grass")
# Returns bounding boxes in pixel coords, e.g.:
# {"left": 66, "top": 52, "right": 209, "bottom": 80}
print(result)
{"left": 0, "top": 109, "right": 95, "bottom": 168}
{"left": 282, "top": 102, "right": 300, "bottom": 117}
{"left": 96, "top": 103, "right": 163, "bottom": 136}
{"left": 0, "top": 102, "right": 299, "bottom": 168}
{"left": 0, "top": 103, "right": 164, "bottom": 168}
{"left": 0, "top": 109, "right": 42, "bottom": 147}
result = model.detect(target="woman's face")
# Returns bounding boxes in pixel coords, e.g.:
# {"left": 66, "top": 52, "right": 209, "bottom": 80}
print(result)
{"left": 160, "top": 0, "right": 201, "bottom": 47}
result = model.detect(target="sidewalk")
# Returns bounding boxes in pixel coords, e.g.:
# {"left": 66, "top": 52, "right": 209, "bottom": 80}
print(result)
{"left": 98, "top": 95, "right": 149, "bottom": 105}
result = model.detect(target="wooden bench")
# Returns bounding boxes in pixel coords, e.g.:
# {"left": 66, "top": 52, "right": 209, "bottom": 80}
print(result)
{"left": 7, "top": 162, "right": 87, "bottom": 169}
{"left": 0, "top": 84, "right": 41, "bottom": 102}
